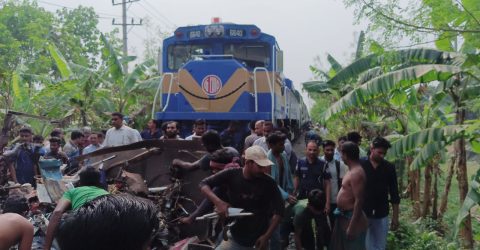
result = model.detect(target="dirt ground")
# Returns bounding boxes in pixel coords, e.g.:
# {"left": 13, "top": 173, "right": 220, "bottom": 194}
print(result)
{"left": 292, "top": 133, "right": 306, "bottom": 159}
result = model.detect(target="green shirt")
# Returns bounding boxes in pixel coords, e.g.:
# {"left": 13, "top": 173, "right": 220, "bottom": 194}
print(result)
{"left": 290, "top": 199, "right": 315, "bottom": 249}
{"left": 62, "top": 186, "right": 109, "bottom": 210}
{"left": 292, "top": 199, "right": 311, "bottom": 228}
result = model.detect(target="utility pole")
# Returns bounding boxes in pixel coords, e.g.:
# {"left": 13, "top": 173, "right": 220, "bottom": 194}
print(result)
{"left": 112, "top": 0, "right": 142, "bottom": 73}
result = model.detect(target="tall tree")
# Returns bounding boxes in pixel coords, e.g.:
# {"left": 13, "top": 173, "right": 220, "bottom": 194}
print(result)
{"left": 53, "top": 6, "right": 102, "bottom": 67}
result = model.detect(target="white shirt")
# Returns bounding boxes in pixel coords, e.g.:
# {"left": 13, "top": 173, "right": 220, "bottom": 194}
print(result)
{"left": 185, "top": 133, "right": 201, "bottom": 140}
{"left": 104, "top": 125, "right": 142, "bottom": 147}
{"left": 321, "top": 156, "right": 348, "bottom": 204}
{"left": 83, "top": 144, "right": 101, "bottom": 155}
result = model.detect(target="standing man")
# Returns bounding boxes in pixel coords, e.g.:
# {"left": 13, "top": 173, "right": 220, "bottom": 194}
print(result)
{"left": 294, "top": 141, "right": 331, "bottom": 205}
{"left": 252, "top": 120, "right": 274, "bottom": 151}
{"left": 160, "top": 121, "right": 183, "bottom": 140}
{"left": 44, "top": 137, "right": 69, "bottom": 165}
{"left": 254, "top": 122, "right": 293, "bottom": 161}
{"left": 244, "top": 120, "right": 264, "bottom": 149}
{"left": 334, "top": 136, "right": 347, "bottom": 162}
{"left": 294, "top": 141, "right": 332, "bottom": 248}
{"left": 220, "top": 121, "right": 247, "bottom": 152}
{"left": 104, "top": 112, "right": 142, "bottom": 147}
{"left": 330, "top": 141, "right": 368, "bottom": 250}
{"left": 347, "top": 131, "right": 367, "bottom": 158}
{"left": 185, "top": 119, "right": 207, "bottom": 140}
{"left": 267, "top": 132, "right": 294, "bottom": 200}
{"left": 44, "top": 128, "right": 65, "bottom": 150}
{"left": 97, "top": 132, "right": 105, "bottom": 146}
{"left": 81, "top": 126, "right": 92, "bottom": 148}
{"left": 141, "top": 119, "right": 162, "bottom": 140}
{"left": 321, "top": 140, "right": 348, "bottom": 228}
{"left": 305, "top": 126, "right": 322, "bottom": 146}
{"left": 361, "top": 137, "right": 400, "bottom": 250}
{"left": 199, "top": 145, "right": 284, "bottom": 249}
{"left": 63, "top": 130, "right": 84, "bottom": 160}
{"left": 4, "top": 127, "right": 38, "bottom": 187}
{"left": 82, "top": 133, "right": 102, "bottom": 155}
{"left": 266, "top": 131, "right": 294, "bottom": 250}
{"left": 62, "top": 130, "right": 84, "bottom": 173}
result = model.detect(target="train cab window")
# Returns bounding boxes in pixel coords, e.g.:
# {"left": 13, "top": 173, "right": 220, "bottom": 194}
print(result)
{"left": 168, "top": 44, "right": 212, "bottom": 70}
{"left": 224, "top": 43, "right": 270, "bottom": 69}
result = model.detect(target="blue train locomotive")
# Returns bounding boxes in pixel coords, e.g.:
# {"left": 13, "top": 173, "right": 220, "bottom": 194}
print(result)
{"left": 153, "top": 20, "right": 309, "bottom": 141}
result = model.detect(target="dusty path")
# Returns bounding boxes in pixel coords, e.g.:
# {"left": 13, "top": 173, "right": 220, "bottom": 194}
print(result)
{"left": 292, "top": 133, "right": 306, "bottom": 159}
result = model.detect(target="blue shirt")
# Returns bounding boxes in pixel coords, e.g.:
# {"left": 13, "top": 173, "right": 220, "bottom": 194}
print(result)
{"left": 6, "top": 144, "right": 44, "bottom": 187}
{"left": 268, "top": 150, "right": 294, "bottom": 194}
{"left": 83, "top": 144, "right": 100, "bottom": 155}
{"left": 140, "top": 129, "right": 162, "bottom": 140}
{"left": 295, "top": 157, "right": 331, "bottom": 199}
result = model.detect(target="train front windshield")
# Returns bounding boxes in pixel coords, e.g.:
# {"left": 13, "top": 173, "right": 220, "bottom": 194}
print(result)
{"left": 224, "top": 43, "right": 270, "bottom": 68}
{"left": 167, "top": 42, "right": 271, "bottom": 70}
{"left": 168, "top": 44, "right": 212, "bottom": 70}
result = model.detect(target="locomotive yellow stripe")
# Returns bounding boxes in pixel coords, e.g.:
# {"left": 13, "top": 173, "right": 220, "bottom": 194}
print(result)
{"left": 161, "top": 70, "right": 285, "bottom": 112}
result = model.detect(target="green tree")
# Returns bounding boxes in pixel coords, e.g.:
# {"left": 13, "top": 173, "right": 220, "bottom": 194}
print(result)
{"left": 343, "top": 0, "right": 480, "bottom": 52}
{"left": 305, "top": 47, "right": 479, "bottom": 247}
{"left": 0, "top": 0, "right": 55, "bottom": 111}
{"left": 53, "top": 6, "right": 102, "bottom": 67}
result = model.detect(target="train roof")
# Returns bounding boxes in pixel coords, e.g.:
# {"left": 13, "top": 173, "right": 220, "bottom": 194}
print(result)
{"left": 164, "top": 23, "right": 277, "bottom": 45}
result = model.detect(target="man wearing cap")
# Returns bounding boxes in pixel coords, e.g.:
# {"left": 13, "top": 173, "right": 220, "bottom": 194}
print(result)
{"left": 199, "top": 145, "right": 284, "bottom": 250}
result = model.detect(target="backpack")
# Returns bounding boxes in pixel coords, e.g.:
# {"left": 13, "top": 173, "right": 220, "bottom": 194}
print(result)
{"left": 334, "top": 160, "right": 342, "bottom": 191}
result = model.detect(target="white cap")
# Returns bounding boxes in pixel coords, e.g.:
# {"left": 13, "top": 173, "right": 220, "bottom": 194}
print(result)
{"left": 245, "top": 145, "right": 273, "bottom": 167}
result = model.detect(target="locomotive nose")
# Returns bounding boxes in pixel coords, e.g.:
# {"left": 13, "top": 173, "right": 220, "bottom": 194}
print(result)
{"left": 177, "top": 58, "right": 252, "bottom": 115}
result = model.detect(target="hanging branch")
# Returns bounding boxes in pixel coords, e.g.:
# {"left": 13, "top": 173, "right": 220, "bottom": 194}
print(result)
{"left": 360, "top": 0, "right": 480, "bottom": 34}
{"left": 454, "top": 0, "right": 480, "bottom": 26}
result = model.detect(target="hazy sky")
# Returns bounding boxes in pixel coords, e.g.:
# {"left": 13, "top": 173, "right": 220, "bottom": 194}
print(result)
{"left": 38, "top": 0, "right": 365, "bottom": 99}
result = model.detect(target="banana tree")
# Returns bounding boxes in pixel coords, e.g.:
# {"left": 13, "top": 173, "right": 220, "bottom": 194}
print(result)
{"left": 99, "top": 34, "right": 156, "bottom": 115}
{"left": 304, "top": 47, "right": 479, "bottom": 246}
{"left": 44, "top": 35, "right": 157, "bottom": 128}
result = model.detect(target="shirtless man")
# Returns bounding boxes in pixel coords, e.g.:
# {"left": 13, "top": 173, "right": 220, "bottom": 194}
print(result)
{"left": 331, "top": 141, "right": 368, "bottom": 250}
{"left": 0, "top": 213, "right": 33, "bottom": 250}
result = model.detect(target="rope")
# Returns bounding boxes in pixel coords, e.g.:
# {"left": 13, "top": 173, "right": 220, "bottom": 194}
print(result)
{"left": 179, "top": 82, "right": 248, "bottom": 100}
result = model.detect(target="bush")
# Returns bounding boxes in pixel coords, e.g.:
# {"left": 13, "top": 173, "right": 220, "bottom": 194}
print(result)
{"left": 387, "top": 220, "right": 457, "bottom": 250}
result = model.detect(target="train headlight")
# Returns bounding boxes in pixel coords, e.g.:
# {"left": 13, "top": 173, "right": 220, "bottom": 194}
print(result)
{"left": 205, "top": 25, "right": 224, "bottom": 38}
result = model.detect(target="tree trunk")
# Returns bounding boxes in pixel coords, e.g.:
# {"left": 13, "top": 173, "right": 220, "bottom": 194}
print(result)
{"left": 438, "top": 156, "right": 455, "bottom": 218}
{"left": 396, "top": 159, "right": 405, "bottom": 193}
{"left": 81, "top": 109, "right": 88, "bottom": 126}
{"left": 422, "top": 163, "right": 432, "bottom": 218}
{"left": 455, "top": 108, "right": 473, "bottom": 248}
{"left": 412, "top": 169, "right": 421, "bottom": 218}
{"left": 407, "top": 155, "right": 421, "bottom": 218}
{"left": 432, "top": 162, "right": 439, "bottom": 220}
{"left": 0, "top": 112, "right": 14, "bottom": 152}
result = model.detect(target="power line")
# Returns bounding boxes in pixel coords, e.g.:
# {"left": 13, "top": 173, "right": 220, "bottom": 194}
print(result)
{"left": 142, "top": 0, "right": 176, "bottom": 27}
{"left": 136, "top": 2, "right": 172, "bottom": 29}
{"left": 112, "top": 0, "right": 143, "bottom": 73}
{"left": 38, "top": 0, "right": 122, "bottom": 18}
{"left": 137, "top": 1, "right": 175, "bottom": 30}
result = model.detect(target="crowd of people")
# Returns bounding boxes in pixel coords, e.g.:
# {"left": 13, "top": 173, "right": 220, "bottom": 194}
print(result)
{"left": 0, "top": 115, "right": 400, "bottom": 250}
{"left": 172, "top": 121, "right": 400, "bottom": 250}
